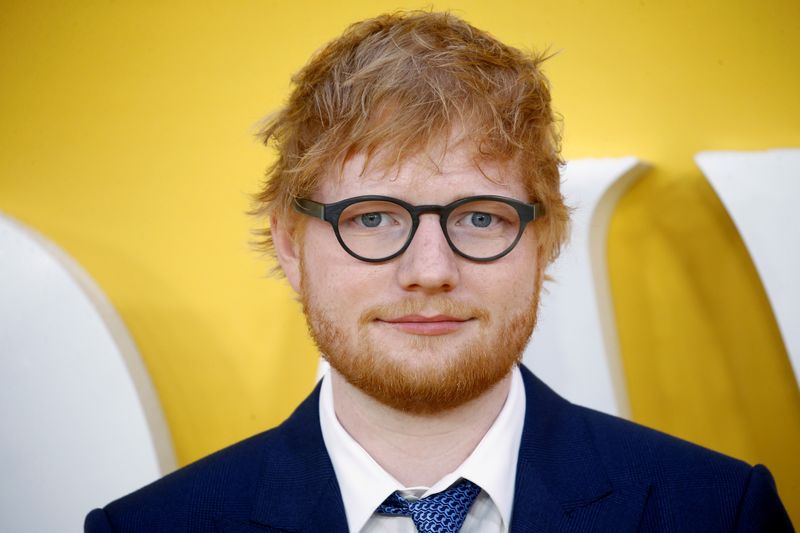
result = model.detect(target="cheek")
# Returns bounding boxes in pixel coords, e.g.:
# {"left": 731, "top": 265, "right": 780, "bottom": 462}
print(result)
{"left": 478, "top": 255, "right": 540, "bottom": 310}
{"left": 301, "top": 226, "right": 347, "bottom": 284}
{"left": 511, "top": 235, "right": 541, "bottom": 291}
{"left": 301, "top": 236, "right": 387, "bottom": 315}
{"left": 505, "top": 272, "right": 538, "bottom": 307}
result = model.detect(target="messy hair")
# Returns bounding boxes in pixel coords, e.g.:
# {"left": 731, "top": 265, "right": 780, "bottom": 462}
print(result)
{"left": 253, "top": 10, "right": 568, "bottom": 268}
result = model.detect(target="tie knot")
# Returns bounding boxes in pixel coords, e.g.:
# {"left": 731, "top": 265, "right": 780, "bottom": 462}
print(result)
{"left": 376, "top": 478, "right": 481, "bottom": 533}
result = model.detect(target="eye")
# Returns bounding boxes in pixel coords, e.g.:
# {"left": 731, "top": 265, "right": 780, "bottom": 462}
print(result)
{"left": 468, "top": 212, "right": 493, "bottom": 228}
{"left": 357, "top": 212, "right": 393, "bottom": 228}
{"left": 455, "top": 211, "right": 499, "bottom": 229}
{"left": 339, "top": 200, "right": 410, "bottom": 233}
{"left": 449, "top": 200, "right": 520, "bottom": 232}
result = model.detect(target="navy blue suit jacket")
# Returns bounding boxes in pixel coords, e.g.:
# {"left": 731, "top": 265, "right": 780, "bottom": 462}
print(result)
{"left": 86, "top": 366, "right": 793, "bottom": 532}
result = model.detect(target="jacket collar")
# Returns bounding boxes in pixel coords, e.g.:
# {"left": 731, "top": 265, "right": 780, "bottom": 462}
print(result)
{"left": 510, "top": 365, "right": 648, "bottom": 532}
{"left": 247, "top": 383, "right": 348, "bottom": 533}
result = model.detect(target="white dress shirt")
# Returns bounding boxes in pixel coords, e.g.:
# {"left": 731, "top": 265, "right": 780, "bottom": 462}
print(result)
{"left": 319, "top": 365, "right": 526, "bottom": 533}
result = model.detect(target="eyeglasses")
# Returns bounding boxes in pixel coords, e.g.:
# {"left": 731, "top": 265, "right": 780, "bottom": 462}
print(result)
{"left": 293, "top": 195, "right": 544, "bottom": 262}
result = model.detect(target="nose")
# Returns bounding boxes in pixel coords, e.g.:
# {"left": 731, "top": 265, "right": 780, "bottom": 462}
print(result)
{"left": 395, "top": 214, "right": 460, "bottom": 293}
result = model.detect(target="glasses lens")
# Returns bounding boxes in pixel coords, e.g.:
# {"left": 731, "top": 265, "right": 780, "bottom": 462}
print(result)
{"left": 446, "top": 200, "right": 522, "bottom": 258}
{"left": 337, "top": 200, "right": 412, "bottom": 259}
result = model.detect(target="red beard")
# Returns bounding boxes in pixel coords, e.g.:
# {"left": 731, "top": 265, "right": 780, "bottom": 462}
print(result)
{"left": 301, "top": 285, "right": 539, "bottom": 415}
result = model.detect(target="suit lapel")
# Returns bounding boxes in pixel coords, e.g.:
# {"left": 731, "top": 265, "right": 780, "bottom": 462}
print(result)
{"left": 233, "top": 383, "right": 348, "bottom": 533}
{"left": 510, "top": 366, "right": 649, "bottom": 533}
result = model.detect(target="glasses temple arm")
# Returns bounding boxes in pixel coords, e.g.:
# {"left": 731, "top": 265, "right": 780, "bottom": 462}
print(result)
{"left": 294, "top": 198, "right": 325, "bottom": 220}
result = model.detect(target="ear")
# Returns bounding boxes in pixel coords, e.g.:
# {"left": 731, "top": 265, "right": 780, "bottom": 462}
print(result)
{"left": 271, "top": 214, "right": 302, "bottom": 295}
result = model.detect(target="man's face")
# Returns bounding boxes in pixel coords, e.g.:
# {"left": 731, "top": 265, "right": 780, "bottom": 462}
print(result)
{"left": 277, "top": 144, "right": 543, "bottom": 414}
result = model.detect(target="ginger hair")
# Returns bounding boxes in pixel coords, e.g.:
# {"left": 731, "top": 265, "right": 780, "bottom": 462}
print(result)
{"left": 253, "top": 10, "right": 568, "bottom": 269}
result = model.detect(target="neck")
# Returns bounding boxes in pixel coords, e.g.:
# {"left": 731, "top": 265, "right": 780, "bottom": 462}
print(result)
{"left": 330, "top": 368, "right": 513, "bottom": 487}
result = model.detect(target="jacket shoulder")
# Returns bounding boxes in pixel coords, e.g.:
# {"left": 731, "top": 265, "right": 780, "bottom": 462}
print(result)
{"left": 575, "top": 405, "right": 793, "bottom": 531}
{"left": 517, "top": 367, "right": 793, "bottom": 530}
{"left": 86, "top": 382, "right": 331, "bottom": 533}
{"left": 577, "top": 404, "right": 751, "bottom": 475}
{"left": 86, "top": 427, "right": 284, "bottom": 532}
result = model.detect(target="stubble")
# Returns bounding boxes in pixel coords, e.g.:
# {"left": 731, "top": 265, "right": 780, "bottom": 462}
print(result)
{"left": 300, "top": 263, "right": 540, "bottom": 415}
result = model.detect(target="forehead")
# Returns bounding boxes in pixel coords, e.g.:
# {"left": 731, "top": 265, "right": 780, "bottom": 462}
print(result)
{"left": 315, "top": 145, "right": 526, "bottom": 203}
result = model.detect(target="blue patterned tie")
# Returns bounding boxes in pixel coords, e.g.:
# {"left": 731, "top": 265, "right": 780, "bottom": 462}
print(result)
{"left": 376, "top": 478, "right": 481, "bottom": 533}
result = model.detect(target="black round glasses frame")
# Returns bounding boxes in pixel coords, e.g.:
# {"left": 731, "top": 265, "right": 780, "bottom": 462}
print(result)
{"left": 293, "top": 195, "right": 545, "bottom": 263}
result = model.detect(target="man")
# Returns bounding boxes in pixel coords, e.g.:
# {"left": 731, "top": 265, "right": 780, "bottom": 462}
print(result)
{"left": 86, "top": 11, "right": 792, "bottom": 532}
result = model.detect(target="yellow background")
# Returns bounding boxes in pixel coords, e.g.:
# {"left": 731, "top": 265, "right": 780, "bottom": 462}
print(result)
{"left": 1, "top": 0, "right": 798, "bottom": 522}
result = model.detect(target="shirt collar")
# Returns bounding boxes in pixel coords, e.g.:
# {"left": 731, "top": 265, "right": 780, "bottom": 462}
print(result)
{"left": 318, "top": 365, "right": 526, "bottom": 532}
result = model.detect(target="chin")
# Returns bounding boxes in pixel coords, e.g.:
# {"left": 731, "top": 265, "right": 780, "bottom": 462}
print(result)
{"left": 326, "top": 340, "right": 519, "bottom": 415}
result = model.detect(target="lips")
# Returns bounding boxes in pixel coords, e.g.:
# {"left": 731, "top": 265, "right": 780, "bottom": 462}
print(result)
{"left": 378, "top": 314, "right": 472, "bottom": 335}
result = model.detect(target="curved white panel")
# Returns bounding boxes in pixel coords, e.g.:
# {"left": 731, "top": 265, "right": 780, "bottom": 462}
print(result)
{"left": 0, "top": 213, "right": 175, "bottom": 532}
{"left": 695, "top": 149, "right": 800, "bottom": 387}
{"left": 523, "top": 157, "right": 647, "bottom": 417}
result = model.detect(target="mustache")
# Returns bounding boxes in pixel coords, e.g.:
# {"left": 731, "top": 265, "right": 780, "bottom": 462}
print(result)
{"left": 360, "top": 296, "right": 489, "bottom": 324}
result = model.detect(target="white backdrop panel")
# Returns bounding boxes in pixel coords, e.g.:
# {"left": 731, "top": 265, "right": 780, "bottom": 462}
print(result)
{"left": 695, "top": 149, "right": 800, "bottom": 387}
{"left": 523, "top": 157, "right": 646, "bottom": 417}
{"left": 0, "top": 213, "right": 175, "bottom": 532}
